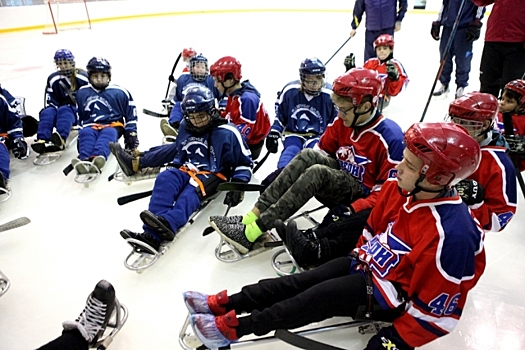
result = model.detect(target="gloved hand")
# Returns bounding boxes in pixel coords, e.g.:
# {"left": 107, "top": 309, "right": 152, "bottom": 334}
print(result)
{"left": 344, "top": 53, "right": 356, "bottom": 72}
{"left": 506, "top": 134, "right": 525, "bottom": 154}
{"left": 11, "top": 138, "right": 29, "bottom": 159}
{"left": 456, "top": 179, "right": 485, "bottom": 206}
{"left": 265, "top": 131, "right": 280, "bottom": 154}
{"left": 124, "top": 131, "right": 139, "bottom": 150}
{"left": 365, "top": 326, "right": 414, "bottom": 350}
{"left": 466, "top": 19, "right": 482, "bottom": 42}
{"left": 224, "top": 190, "right": 244, "bottom": 207}
{"left": 386, "top": 61, "right": 399, "bottom": 81}
{"left": 431, "top": 21, "right": 441, "bottom": 41}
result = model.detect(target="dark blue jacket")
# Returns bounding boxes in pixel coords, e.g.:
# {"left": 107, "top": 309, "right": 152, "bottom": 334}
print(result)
{"left": 351, "top": 0, "right": 408, "bottom": 31}
{"left": 437, "top": 0, "right": 485, "bottom": 28}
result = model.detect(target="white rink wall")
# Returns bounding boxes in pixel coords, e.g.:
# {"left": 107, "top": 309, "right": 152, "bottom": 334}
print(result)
{"left": 0, "top": 0, "right": 447, "bottom": 32}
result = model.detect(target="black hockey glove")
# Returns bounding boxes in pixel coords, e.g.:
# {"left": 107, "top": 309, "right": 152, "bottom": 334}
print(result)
{"left": 124, "top": 131, "right": 139, "bottom": 151}
{"left": 386, "top": 61, "right": 400, "bottom": 81}
{"left": 430, "top": 21, "right": 441, "bottom": 41}
{"left": 456, "top": 179, "right": 485, "bottom": 206}
{"left": 224, "top": 190, "right": 244, "bottom": 207}
{"left": 365, "top": 326, "right": 414, "bottom": 350}
{"left": 506, "top": 134, "right": 525, "bottom": 154}
{"left": 466, "top": 19, "right": 482, "bottom": 42}
{"left": 344, "top": 53, "right": 356, "bottom": 72}
{"left": 11, "top": 138, "right": 29, "bottom": 159}
{"left": 265, "top": 131, "right": 280, "bottom": 154}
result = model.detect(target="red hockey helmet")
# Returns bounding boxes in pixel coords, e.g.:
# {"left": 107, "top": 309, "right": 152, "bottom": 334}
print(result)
{"left": 504, "top": 79, "right": 525, "bottom": 110}
{"left": 404, "top": 122, "right": 481, "bottom": 186}
{"left": 447, "top": 92, "right": 498, "bottom": 135}
{"left": 332, "top": 68, "right": 383, "bottom": 107}
{"left": 182, "top": 47, "right": 197, "bottom": 59}
{"left": 374, "top": 34, "right": 395, "bottom": 50}
{"left": 210, "top": 56, "right": 242, "bottom": 82}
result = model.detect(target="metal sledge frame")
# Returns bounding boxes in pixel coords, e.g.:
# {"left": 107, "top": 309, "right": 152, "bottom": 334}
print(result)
{"left": 179, "top": 312, "right": 388, "bottom": 350}
{"left": 0, "top": 269, "right": 10, "bottom": 297}
{"left": 123, "top": 193, "right": 222, "bottom": 273}
{"left": 73, "top": 160, "right": 101, "bottom": 187}
{"left": 111, "top": 166, "right": 162, "bottom": 186}
{"left": 33, "top": 128, "right": 79, "bottom": 166}
{"left": 91, "top": 298, "right": 129, "bottom": 350}
{"left": 0, "top": 185, "right": 12, "bottom": 203}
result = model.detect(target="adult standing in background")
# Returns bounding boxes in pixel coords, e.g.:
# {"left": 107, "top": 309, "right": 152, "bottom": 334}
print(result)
{"left": 473, "top": 0, "right": 525, "bottom": 98}
{"left": 349, "top": 0, "right": 408, "bottom": 62}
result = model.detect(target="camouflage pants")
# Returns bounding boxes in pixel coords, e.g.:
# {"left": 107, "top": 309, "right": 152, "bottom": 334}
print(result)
{"left": 255, "top": 148, "right": 365, "bottom": 230}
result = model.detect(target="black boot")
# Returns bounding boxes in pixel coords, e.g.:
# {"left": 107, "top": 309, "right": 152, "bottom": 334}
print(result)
{"left": 274, "top": 219, "right": 287, "bottom": 244}
{"left": 285, "top": 220, "right": 320, "bottom": 268}
{"left": 120, "top": 229, "right": 161, "bottom": 254}
{"left": 139, "top": 210, "right": 176, "bottom": 241}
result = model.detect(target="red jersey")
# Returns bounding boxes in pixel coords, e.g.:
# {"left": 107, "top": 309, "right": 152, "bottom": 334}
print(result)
{"left": 222, "top": 80, "right": 270, "bottom": 146}
{"left": 468, "top": 134, "right": 517, "bottom": 231}
{"left": 317, "top": 114, "right": 405, "bottom": 212}
{"left": 355, "top": 179, "right": 486, "bottom": 348}
{"left": 363, "top": 58, "right": 408, "bottom": 97}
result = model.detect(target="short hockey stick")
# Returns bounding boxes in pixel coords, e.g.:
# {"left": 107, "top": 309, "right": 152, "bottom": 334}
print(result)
{"left": 117, "top": 190, "right": 153, "bottom": 206}
{"left": 0, "top": 217, "right": 31, "bottom": 233}
{"left": 324, "top": 37, "right": 352, "bottom": 66}
{"left": 217, "top": 182, "right": 265, "bottom": 192}
{"left": 253, "top": 151, "right": 271, "bottom": 174}
{"left": 420, "top": 0, "right": 468, "bottom": 122}
{"left": 202, "top": 204, "right": 232, "bottom": 236}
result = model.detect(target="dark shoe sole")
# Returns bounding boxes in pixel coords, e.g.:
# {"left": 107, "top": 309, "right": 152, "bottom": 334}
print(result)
{"left": 120, "top": 229, "right": 159, "bottom": 254}
{"left": 31, "top": 142, "right": 47, "bottom": 154}
{"left": 140, "top": 210, "right": 175, "bottom": 241}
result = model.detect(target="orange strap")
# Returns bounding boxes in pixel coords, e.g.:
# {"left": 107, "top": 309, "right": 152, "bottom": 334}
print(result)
{"left": 0, "top": 132, "right": 7, "bottom": 138}
{"left": 90, "top": 121, "right": 124, "bottom": 130}
{"left": 179, "top": 165, "right": 227, "bottom": 196}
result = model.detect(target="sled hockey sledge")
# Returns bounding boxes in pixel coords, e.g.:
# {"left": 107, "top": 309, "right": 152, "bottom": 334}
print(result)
{"left": 123, "top": 192, "right": 222, "bottom": 273}
{"left": 0, "top": 184, "right": 11, "bottom": 203}
{"left": 0, "top": 270, "right": 10, "bottom": 297}
{"left": 72, "top": 159, "right": 102, "bottom": 188}
{"left": 111, "top": 166, "right": 161, "bottom": 186}
{"left": 33, "top": 128, "right": 79, "bottom": 166}
{"left": 92, "top": 297, "right": 129, "bottom": 350}
{"left": 179, "top": 312, "right": 391, "bottom": 350}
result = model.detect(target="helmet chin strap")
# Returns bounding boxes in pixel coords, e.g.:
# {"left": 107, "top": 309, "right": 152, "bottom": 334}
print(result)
{"left": 219, "top": 80, "right": 236, "bottom": 100}
{"left": 397, "top": 174, "right": 447, "bottom": 198}
{"left": 350, "top": 105, "right": 376, "bottom": 128}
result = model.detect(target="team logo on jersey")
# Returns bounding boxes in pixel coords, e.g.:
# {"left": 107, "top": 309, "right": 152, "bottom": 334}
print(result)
{"left": 83, "top": 95, "right": 114, "bottom": 119}
{"left": 290, "top": 104, "right": 322, "bottom": 133}
{"left": 336, "top": 146, "right": 371, "bottom": 182}
{"left": 182, "top": 139, "right": 209, "bottom": 168}
{"left": 361, "top": 223, "right": 403, "bottom": 278}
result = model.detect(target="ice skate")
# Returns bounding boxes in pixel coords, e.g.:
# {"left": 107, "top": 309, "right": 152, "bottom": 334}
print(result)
{"left": 432, "top": 83, "right": 449, "bottom": 99}
{"left": 62, "top": 280, "right": 128, "bottom": 349}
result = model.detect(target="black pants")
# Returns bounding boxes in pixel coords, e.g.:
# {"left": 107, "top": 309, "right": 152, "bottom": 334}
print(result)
{"left": 479, "top": 42, "right": 525, "bottom": 98}
{"left": 230, "top": 257, "right": 369, "bottom": 337}
{"left": 36, "top": 330, "right": 88, "bottom": 350}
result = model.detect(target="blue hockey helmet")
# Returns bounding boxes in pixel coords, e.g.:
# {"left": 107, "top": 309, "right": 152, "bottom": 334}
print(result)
{"left": 182, "top": 85, "right": 217, "bottom": 134}
{"left": 86, "top": 57, "right": 111, "bottom": 89}
{"left": 299, "top": 58, "right": 326, "bottom": 96}
{"left": 54, "top": 49, "right": 75, "bottom": 77}
{"left": 189, "top": 54, "right": 209, "bottom": 82}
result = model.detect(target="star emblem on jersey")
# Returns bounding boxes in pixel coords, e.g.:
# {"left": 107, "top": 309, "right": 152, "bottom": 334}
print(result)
{"left": 380, "top": 336, "right": 398, "bottom": 350}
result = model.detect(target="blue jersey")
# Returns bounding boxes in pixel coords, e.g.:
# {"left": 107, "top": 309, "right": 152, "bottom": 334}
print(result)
{"left": 45, "top": 70, "right": 90, "bottom": 108}
{"left": 173, "top": 121, "right": 253, "bottom": 182}
{"left": 272, "top": 80, "right": 336, "bottom": 136}
{"left": 0, "top": 94, "right": 23, "bottom": 140}
{"left": 169, "top": 74, "right": 221, "bottom": 124}
{"left": 76, "top": 84, "right": 137, "bottom": 133}
{"left": 0, "top": 86, "right": 16, "bottom": 106}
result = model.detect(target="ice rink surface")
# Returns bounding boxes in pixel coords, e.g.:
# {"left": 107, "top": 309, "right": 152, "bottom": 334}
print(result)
{"left": 0, "top": 8, "right": 524, "bottom": 350}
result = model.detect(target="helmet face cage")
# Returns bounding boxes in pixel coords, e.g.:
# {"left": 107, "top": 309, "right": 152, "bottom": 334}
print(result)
{"left": 182, "top": 86, "right": 216, "bottom": 134}
{"left": 54, "top": 49, "right": 75, "bottom": 77}
{"left": 86, "top": 57, "right": 112, "bottom": 89}
{"left": 373, "top": 34, "right": 395, "bottom": 50}
{"left": 189, "top": 55, "right": 209, "bottom": 82}
{"left": 332, "top": 68, "right": 382, "bottom": 107}
{"left": 447, "top": 92, "right": 498, "bottom": 136}
{"left": 504, "top": 79, "right": 525, "bottom": 110}
{"left": 210, "top": 56, "right": 242, "bottom": 82}
{"left": 404, "top": 122, "right": 481, "bottom": 186}
{"left": 299, "top": 58, "right": 326, "bottom": 96}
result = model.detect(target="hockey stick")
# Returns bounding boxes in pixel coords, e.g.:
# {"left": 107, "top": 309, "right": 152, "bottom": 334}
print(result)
{"left": 117, "top": 190, "right": 153, "bottom": 206}
{"left": 0, "top": 217, "right": 31, "bottom": 233}
{"left": 502, "top": 113, "right": 525, "bottom": 198}
{"left": 165, "top": 52, "right": 182, "bottom": 100}
{"left": 275, "top": 329, "right": 345, "bottom": 350}
{"left": 420, "top": 0, "right": 468, "bottom": 122}
{"left": 324, "top": 37, "right": 352, "bottom": 66}
{"left": 217, "top": 182, "right": 266, "bottom": 192}
{"left": 202, "top": 203, "right": 232, "bottom": 236}
{"left": 253, "top": 150, "right": 271, "bottom": 174}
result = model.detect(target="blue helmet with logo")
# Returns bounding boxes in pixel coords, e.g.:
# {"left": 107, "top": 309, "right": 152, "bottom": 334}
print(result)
{"left": 182, "top": 85, "right": 217, "bottom": 134}
{"left": 86, "top": 57, "right": 112, "bottom": 89}
{"left": 54, "top": 49, "right": 75, "bottom": 76}
{"left": 299, "top": 58, "right": 326, "bottom": 96}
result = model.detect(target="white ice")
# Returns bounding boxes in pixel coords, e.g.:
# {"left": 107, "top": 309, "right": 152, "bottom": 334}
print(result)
{"left": 0, "top": 8, "right": 524, "bottom": 350}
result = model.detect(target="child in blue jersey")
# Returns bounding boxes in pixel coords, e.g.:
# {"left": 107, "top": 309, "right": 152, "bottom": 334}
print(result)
{"left": 1, "top": 90, "right": 29, "bottom": 192}
{"left": 73, "top": 57, "right": 138, "bottom": 174}
{"left": 266, "top": 58, "right": 337, "bottom": 169}
{"left": 120, "top": 85, "right": 252, "bottom": 253}
{"left": 31, "top": 49, "right": 90, "bottom": 154}
{"left": 161, "top": 54, "right": 221, "bottom": 137}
